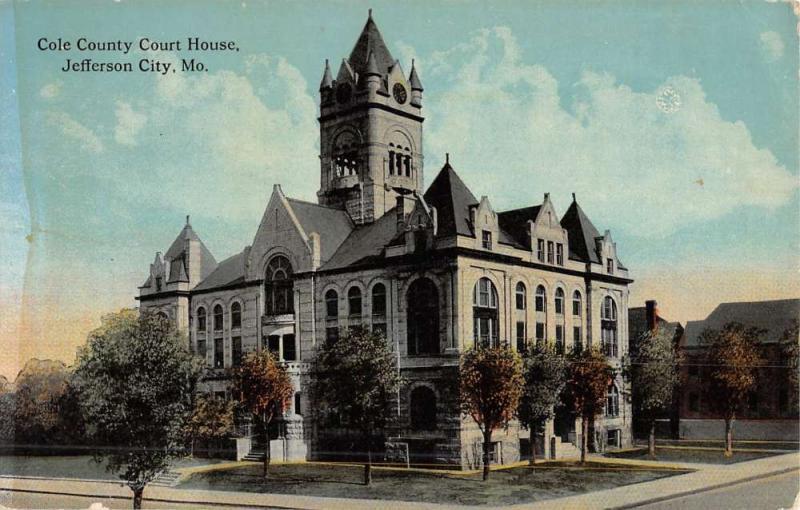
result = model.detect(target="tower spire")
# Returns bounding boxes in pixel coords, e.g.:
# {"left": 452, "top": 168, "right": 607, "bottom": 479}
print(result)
{"left": 319, "top": 59, "right": 333, "bottom": 90}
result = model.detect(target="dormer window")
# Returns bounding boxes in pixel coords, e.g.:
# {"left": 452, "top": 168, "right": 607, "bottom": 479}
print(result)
{"left": 482, "top": 230, "right": 492, "bottom": 250}
{"left": 547, "top": 241, "right": 554, "bottom": 264}
{"left": 537, "top": 239, "right": 545, "bottom": 262}
{"left": 556, "top": 243, "right": 564, "bottom": 266}
{"left": 607, "top": 258, "right": 614, "bottom": 274}
{"left": 155, "top": 276, "right": 162, "bottom": 292}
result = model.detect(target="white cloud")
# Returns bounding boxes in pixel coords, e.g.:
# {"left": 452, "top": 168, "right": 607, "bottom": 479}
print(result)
{"left": 423, "top": 27, "right": 797, "bottom": 237}
{"left": 46, "top": 111, "right": 104, "bottom": 153}
{"left": 759, "top": 31, "right": 784, "bottom": 62}
{"left": 39, "top": 81, "right": 61, "bottom": 99}
{"left": 114, "top": 101, "right": 147, "bottom": 146}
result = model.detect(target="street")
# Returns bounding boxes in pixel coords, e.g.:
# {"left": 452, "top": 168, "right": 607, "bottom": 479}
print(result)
{"left": 637, "top": 469, "right": 800, "bottom": 510}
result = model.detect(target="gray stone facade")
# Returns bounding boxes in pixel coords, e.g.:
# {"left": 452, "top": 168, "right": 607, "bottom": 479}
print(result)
{"left": 136, "top": 13, "right": 634, "bottom": 468}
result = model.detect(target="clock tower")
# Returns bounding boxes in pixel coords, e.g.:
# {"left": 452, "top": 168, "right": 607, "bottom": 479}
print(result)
{"left": 317, "top": 11, "right": 424, "bottom": 224}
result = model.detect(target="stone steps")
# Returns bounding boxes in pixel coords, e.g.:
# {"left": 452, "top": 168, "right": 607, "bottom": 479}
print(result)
{"left": 150, "top": 470, "right": 182, "bottom": 487}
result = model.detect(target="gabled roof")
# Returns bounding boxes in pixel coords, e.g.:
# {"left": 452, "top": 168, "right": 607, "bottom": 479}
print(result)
{"left": 423, "top": 163, "right": 478, "bottom": 237}
{"left": 321, "top": 209, "right": 399, "bottom": 271}
{"left": 560, "top": 199, "right": 601, "bottom": 263}
{"left": 193, "top": 249, "right": 248, "bottom": 292}
{"left": 498, "top": 205, "right": 541, "bottom": 249}
{"left": 348, "top": 14, "right": 395, "bottom": 77}
{"left": 167, "top": 257, "right": 189, "bottom": 283}
{"left": 683, "top": 298, "right": 800, "bottom": 347}
{"left": 285, "top": 198, "right": 353, "bottom": 262}
{"left": 163, "top": 223, "right": 217, "bottom": 280}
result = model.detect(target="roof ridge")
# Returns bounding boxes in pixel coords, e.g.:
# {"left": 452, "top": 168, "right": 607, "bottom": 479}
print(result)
{"left": 285, "top": 197, "right": 349, "bottom": 212}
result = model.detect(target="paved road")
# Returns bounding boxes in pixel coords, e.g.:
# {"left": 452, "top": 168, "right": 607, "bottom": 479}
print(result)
{"left": 637, "top": 469, "right": 800, "bottom": 510}
{"left": 0, "top": 490, "right": 278, "bottom": 509}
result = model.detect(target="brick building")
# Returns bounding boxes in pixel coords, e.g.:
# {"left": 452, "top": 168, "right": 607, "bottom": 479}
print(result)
{"left": 136, "top": 13, "right": 634, "bottom": 467}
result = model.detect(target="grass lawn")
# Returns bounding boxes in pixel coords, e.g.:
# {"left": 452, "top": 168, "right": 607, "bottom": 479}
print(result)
{"left": 179, "top": 461, "right": 688, "bottom": 506}
{"left": 0, "top": 455, "right": 228, "bottom": 481}
{"left": 605, "top": 447, "right": 782, "bottom": 465}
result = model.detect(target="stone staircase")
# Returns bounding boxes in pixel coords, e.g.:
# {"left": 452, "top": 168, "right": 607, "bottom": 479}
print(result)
{"left": 242, "top": 449, "right": 266, "bottom": 462}
{"left": 151, "top": 470, "right": 182, "bottom": 487}
{"left": 552, "top": 437, "right": 582, "bottom": 460}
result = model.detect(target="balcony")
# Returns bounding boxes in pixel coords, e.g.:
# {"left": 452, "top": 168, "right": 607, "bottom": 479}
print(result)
{"left": 262, "top": 313, "right": 294, "bottom": 326}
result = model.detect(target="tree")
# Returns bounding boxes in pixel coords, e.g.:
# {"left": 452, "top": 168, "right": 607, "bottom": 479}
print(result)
{"left": 12, "top": 359, "right": 71, "bottom": 446}
{"left": 309, "top": 326, "right": 401, "bottom": 485}
{"left": 519, "top": 345, "right": 567, "bottom": 465}
{"left": 780, "top": 320, "right": 799, "bottom": 415}
{"left": 185, "top": 395, "right": 236, "bottom": 457}
{"left": 232, "top": 350, "right": 293, "bottom": 477}
{"left": 460, "top": 346, "right": 523, "bottom": 480}
{"left": 626, "top": 328, "right": 679, "bottom": 457}
{"left": 73, "top": 311, "right": 202, "bottom": 509}
{"left": 701, "top": 322, "right": 762, "bottom": 457}
{"left": 563, "top": 347, "right": 614, "bottom": 464}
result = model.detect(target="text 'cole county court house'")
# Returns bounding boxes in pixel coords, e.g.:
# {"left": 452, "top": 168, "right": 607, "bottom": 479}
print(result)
{"left": 136, "top": 13, "right": 634, "bottom": 468}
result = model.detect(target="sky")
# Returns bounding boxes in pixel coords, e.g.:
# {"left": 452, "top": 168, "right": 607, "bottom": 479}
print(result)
{"left": 0, "top": 0, "right": 798, "bottom": 379}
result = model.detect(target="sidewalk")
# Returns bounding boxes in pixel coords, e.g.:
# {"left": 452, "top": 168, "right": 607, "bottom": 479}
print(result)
{"left": 0, "top": 452, "right": 797, "bottom": 510}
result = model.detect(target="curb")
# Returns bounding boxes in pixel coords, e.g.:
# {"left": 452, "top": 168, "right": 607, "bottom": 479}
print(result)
{"left": 608, "top": 466, "right": 800, "bottom": 509}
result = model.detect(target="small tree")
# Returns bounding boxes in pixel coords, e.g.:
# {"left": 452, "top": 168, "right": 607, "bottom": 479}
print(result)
{"left": 73, "top": 311, "right": 202, "bottom": 509}
{"left": 12, "top": 359, "right": 72, "bottom": 446}
{"left": 702, "top": 322, "right": 762, "bottom": 457}
{"left": 519, "top": 345, "right": 567, "bottom": 465}
{"left": 563, "top": 347, "right": 614, "bottom": 464}
{"left": 185, "top": 395, "right": 235, "bottom": 457}
{"left": 232, "top": 350, "right": 293, "bottom": 477}
{"left": 626, "top": 328, "right": 679, "bottom": 457}
{"left": 460, "top": 346, "right": 523, "bottom": 480}
{"left": 310, "top": 326, "right": 401, "bottom": 485}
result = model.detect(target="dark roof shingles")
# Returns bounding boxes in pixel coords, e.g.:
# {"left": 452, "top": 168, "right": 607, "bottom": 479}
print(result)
{"left": 286, "top": 199, "right": 353, "bottom": 262}
{"left": 683, "top": 299, "right": 800, "bottom": 347}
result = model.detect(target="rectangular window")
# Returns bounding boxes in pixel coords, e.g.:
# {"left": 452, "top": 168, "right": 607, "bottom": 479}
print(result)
{"left": 555, "top": 297, "right": 563, "bottom": 315}
{"left": 482, "top": 230, "right": 492, "bottom": 250}
{"left": 325, "top": 327, "right": 339, "bottom": 346}
{"left": 555, "top": 325, "right": 564, "bottom": 354}
{"left": 213, "top": 338, "right": 224, "bottom": 369}
{"left": 196, "top": 338, "right": 207, "bottom": 359}
{"left": 516, "top": 321, "right": 526, "bottom": 353}
{"left": 267, "top": 335, "right": 280, "bottom": 357}
{"left": 573, "top": 326, "right": 582, "bottom": 353}
{"left": 294, "top": 392, "right": 302, "bottom": 416}
{"left": 547, "top": 241, "right": 554, "bottom": 264}
{"left": 556, "top": 243, "right": 564, "bottom": 265}
{"left": 607, "top": 429, "right": 620, "bottom": 448}
{"left": 607, "top": 258, "right": 614, "bottom": 274}
{"left": 535, "top": 322, "right": 546, "bottom": 346}
{"left": 572, "top": 298, "right": 581, "bottom": 316}
{"left": 232, "top": 336, "right": 242, "bottom": 367}
{"left": 282, "top": 334, "right": 296, "bottom": 362}
{"left": 537, "top": 239, "right": 545, "bottom": 262}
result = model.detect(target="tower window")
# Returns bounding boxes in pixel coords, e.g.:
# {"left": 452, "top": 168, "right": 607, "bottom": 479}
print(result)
{"left": 482, "top": 230, "right": 492, "bottom": 250}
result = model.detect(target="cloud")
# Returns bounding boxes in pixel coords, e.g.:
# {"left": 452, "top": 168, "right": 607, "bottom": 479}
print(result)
{"left": 759, "top": 31, "right": 784, "bottom": 62}
{"left": 423, "top": 27, "right": 797, "bottom": 237}
{"left": 114, "top": 101, "right": 147, "bottom": 146}
{"left": 45, "top": 111, "right": 103, "bottom": 153}
{"left": 39, "top": 81, "right": 61, "bottom": 99}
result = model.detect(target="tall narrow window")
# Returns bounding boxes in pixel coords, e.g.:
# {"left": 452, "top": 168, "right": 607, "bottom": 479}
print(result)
{"left": 388, "top": 146, "right": 395, "bottom": 175}
{"left": 535, "top": 322, "right": 546, "bottom": 346}
{"left": 601, "top": 296, "right": 618, "bottom": 357}
{"left": 555, "top": 325, "right": 564, "bottom": 354}
{"left": 231, "top": 302, "right": 242, "bottom": 329}
{"left": 213, "top": 305, "right": 224, "bottom": 332}
{"left": 572, "top": 290, "right": 582, "bottom": 317}
{"left": 555, "top": 288, "right": 564, "bottom": 315}
{"left": 371, "top": 283, "right": 387, "bottom": 336}
{"left": 213, "top": 337, "right": 224, "bottom": 369}
{"left": 547, "top": 241, "right": 554, "bottom": 264}
{"left": 606, "top": 385, "right": 620, "bottom": 417}
{"left": 482, "top": 230, "right": 492, "bottom": 250}
{"left": 535, "top": 285, "right": 547, "bottom": 312}
{"left": 473, "top": 278, "right": 499, "bottom": 348}
{"left": 404, "top": 156, "right": 411, "bottom": 177}
{"left": 196, "top": 338, "right": 207, "bottom": 358}
{"left": 283, "top": 334, "right": 296, "bottom": 361}
{"left": 325, "top": 289, "right": 339, "bottom": 344}
{"left": 516, "top": 321, "right": 526, "bottom": 353}
{"left": 515, "top": 282, "right": 526, "bottom": 310}
{"left": 348, "top": 287, "right": 362, "bottom": 322}
{"left": 197, "top": 307, "right": 207, "bottom": 332}
{"left": 294, "top": 392, "right": 302, "bottom": 416}
{"left": 556, "top": 243, "right": 564, "bottom": 265}
{"left": 537, "top": 239, "right": 545, "bottom": 262}
{"left": 407, "top": 278, "right": 440, "bottom": 355}
{"left": 232, "top": 336, "right": 242, "bottom": 366}
{"left": 573, "top": 326, "right": 582, "bottom": 353}
{"left": 607, "top": 258, "right": 615, "bottom": 274}
{"left": 265, "top": 256, "right": 294, "bottom": 315}
{"left": 410, "top": 386, "right": 437, "bottom": 431}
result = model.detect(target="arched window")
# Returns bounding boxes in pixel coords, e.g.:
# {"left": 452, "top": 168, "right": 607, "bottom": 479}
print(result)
{"left": 407, "top": 278, "right": 439, "bottom": 355}
{"left": 265, "top": 256, "right": 294, "bottom": 315}
{"left": 601, "top": 296, "right": 618, "bottom": 357}
{"left": 325, "top": 289, "right": 339, "bottom": 344}
{"left": 348, "top": 287, "right": 362, "bottom": 320}
{"left": 410, "top": 386, "right": 437, "bottom": 431}
{"left": 231, "top": 302, "right": 242, "bottom": 329}
{"left": 196, "top": 307, "right": 207, "bottom": 331}
{"left": 572, "top": 290, "right": 582, "bottom": 316}
{"left": 473, "top": 277, "right": 499, "bottom": 348}
{"left": 515, "top": 282, "right": 526, "bottom": 310}
{"left": 371, "top": 283, "right": 387, "bottom": 336}
{"left": 555, "top": 288, "right": 565, "bottom": 315}
{"left": 535, "top": 285, "right": 547, "bottom": 312}
{"left": 213, "top": 304, "right": 224, "bottom": 332}
{"left": 606, "top": 385, "right": 620, "bottom": 417}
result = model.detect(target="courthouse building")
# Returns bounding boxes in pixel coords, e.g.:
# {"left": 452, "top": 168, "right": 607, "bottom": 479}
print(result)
{"left": 136, "top": 13, "right": 634, "bottom": 467}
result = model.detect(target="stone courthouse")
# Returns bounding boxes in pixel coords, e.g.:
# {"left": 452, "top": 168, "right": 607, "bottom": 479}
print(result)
{"left": 136, "top": 13, "right": 634, "bottom": 467}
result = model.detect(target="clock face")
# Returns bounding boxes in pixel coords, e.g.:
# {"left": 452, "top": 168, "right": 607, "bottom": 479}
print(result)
{"left": 336, "top": 83, "right": 352, "bottom": 104}
{"left": 393, "top": 83, "right": 407, "bottom": 104}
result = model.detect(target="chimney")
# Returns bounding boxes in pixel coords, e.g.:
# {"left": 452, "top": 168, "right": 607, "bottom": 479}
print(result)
{"left": 646, "top": 300, "right": 658, "bottom": 332}
{"left": 396, "top": 194, "right": 414, "bottom": 232}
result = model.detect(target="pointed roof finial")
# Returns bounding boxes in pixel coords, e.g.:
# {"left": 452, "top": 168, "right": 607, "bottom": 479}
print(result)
{"left": 446, "top": 153, "right": 450, "bottom": 164}
{"left": 185, "top": 215, "right": 190, "bottom": 226}
{"left": 368, "top": 8, "right": 372, "bottom": 19}
{"left": 572, "top": 192, "right": 576, "bottom": 203}
{"left": 319, "top": 58, "right": 333, "bottom": 90}
{"left": 409, "top": 58, "right": 424, "bottom": 91}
